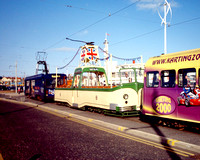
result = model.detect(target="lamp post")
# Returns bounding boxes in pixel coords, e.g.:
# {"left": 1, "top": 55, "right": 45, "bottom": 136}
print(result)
{"left": 9, "top": 61, "right": 17, "bottom": 93}
{"left": 158, "top": 0, "right": 172, "bottom": 55}
{"left": 15, "top": 61, "right": 17, "bottom": 93}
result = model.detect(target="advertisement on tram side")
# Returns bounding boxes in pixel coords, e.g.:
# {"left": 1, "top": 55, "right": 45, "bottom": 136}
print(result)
{"left": 143, "top": 48, "right": 200, "bottom": 123}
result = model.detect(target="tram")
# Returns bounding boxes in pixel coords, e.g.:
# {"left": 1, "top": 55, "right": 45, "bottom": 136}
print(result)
{"left": 55, "top": 44, "right": 144, "bottom": 116}
{"left": 142, "top": 48, "right": 200, "bottom": 124}
{"left": 25, "top": 73, "right": 66, "bottom": 101}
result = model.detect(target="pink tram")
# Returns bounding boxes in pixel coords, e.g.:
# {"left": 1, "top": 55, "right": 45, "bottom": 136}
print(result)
{"left": 142, "top": 48, "right": 200, "bottom": 124}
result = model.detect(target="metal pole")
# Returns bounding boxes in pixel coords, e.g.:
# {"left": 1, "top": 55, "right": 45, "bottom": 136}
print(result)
{"left": 110, "top": 54, "right": 112, "bottom": 88}
{"left": 164, "top": 1, "right": 167, "bottom": 55}
{"left": 157, "top": 0, "right": 172, "bottom": 55}
{"left": 15, "top": 61, "right": 17, "bottom": 93}
{"left": 56, "top": 67, "right": 58, "bottom": 88}
{"left": 140, "top": 55, "right": 143, "bottom": 68}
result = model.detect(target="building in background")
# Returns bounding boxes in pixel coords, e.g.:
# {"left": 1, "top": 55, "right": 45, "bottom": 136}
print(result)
{"left": 0, "top": 76, "right": 24, "bottom": 90}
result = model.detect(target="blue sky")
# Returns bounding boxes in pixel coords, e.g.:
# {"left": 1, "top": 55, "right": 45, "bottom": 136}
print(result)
{"left": 0, "top": 0, "right": 200, "bottom": 77}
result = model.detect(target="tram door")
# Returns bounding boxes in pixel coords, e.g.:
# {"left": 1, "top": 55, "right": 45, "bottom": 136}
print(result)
{"left": 25, "top": 80, "right": 30, "bottom": 96}
{"left": 30, "top": 80, "right": 35, "bottom": 98}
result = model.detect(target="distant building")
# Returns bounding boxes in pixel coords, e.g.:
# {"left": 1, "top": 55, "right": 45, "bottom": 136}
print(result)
{"left": 106, "top": 61, "right": 145, "bottom": 85}
{"left": 0, "top": 76, "right": 24, "bottom": 87}
{"left": 102, "top": 36, "right": 144, "bottom": 86}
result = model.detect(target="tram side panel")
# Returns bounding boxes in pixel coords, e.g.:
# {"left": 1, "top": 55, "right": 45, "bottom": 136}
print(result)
{"left": 55, "top": 87, "right": 141, "bottom": 112}
{"left": 142, "top": 48, "right": 200, "bottom": 124}
{"left": 54, "top": 89, "right": 73, "bottom": 105}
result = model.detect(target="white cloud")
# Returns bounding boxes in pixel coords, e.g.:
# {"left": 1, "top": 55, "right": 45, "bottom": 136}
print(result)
{"left": 135, "top": 0, "right": 179, "bottom": 11}
{"left": 136, "top": 0, "right": 162, "bottom": 10}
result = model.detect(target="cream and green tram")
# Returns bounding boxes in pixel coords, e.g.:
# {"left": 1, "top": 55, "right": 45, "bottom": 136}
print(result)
{"left": 55, "top": 66, "right": 144, "bottom": 116}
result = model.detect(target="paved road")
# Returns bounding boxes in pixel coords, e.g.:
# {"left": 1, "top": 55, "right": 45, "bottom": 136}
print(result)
{"left": 0, "top": 100, "right": 198, "bottom": 160}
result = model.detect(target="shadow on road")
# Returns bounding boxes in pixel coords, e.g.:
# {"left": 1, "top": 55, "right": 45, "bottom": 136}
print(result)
{"left": 29, "top": 153, "right": 42, "bottom": 160}
{"left": 150, "top": 123, "right": 182, "bottom": 160}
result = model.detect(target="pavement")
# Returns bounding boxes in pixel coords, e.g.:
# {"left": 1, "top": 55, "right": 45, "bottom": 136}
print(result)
{"left": 0, "top": 91, "right": 200, "bottom": 154}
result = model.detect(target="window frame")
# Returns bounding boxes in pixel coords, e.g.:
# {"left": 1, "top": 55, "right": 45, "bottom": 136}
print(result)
{"left": 161, "top": 70, "right": 176, "bottom": 88}
{"left": 146, "top": 71, "right": 159, "bottom": 88}
{"left": 178, "top": 68, "right": 196, "bottom": 88}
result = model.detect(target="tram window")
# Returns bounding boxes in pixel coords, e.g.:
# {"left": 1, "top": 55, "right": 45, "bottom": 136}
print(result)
{"left": 26, "top": 81, "right": 30, "bottom": 87}
{"left": 73, "top": 75, "right": 80, "bottom": 88}
{"left": 137, "top": 69, "right": 144, "bottom": 83}
{"left": 82, "top": 72, "right": 107, "bottom": 86}
{"left": 120, "top": 70, "right": 135, "bottom": 83}
{"left": 178, "top": 68, "right": 196, "bottom": 88}
{"left": 112, "top": 72, "right": 116, "bottom": 78}
{"left": 31, "top": 80, "right": 35, "bottom": 87}
{"left": 46, "top": 79, "right": 56, "bottom": 88}
{"left": 161, "top": 70, "right": 175, "bottom": 88}
{"left": 199, "top": 69, "right": 200, "bottom": 86}
{"left": 146, "top": 71, "right": 159, "bottom": 88}
{"left": 57, "top": 78, "right": 64, "bottom": 86}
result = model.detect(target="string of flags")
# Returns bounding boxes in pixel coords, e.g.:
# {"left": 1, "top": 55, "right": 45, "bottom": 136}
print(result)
{"left": 58, "top": 45, "right": 141, "bottom": 70}
{"left": 98, "top": 46, "right": 141, "bottom": 62}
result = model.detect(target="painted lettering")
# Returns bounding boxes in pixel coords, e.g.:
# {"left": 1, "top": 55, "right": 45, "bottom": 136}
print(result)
{"left": 188, "top": 55, "right": 192, "bottom": 61}
{"left": 173, "top": 57, "right": 178, "bottom": 63}
{"left": 152, "top": 53, "right": 200, "bottom": 65}
{"left": 161, "top": 59, "right": 166, "bottom": 64}
{"left": 153, "top": 96, "right": 175, "bottom": 115}
{"left": 192, "top": 54, "right": 196, "bottom": 60}
{"left": 152, "top": 60, "right": 156, "bottom": 65}
{"left": 156, "top": 103, "right": 171, "bottom": 114}
{"left": 196, "top": 54, "right": 200, "bottom": 60}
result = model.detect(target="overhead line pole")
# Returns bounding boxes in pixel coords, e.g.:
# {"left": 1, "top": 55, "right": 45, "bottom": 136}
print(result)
{"left": 15, "top": 61, "right": 17, "bottom": 94}
{"left": 158, "top": 0, "right": 172, "bottom": 55}
{"left": 164, "top": 2, "right": 167, "bottom": 55}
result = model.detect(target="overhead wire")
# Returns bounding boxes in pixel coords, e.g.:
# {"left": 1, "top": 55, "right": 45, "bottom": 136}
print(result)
{"left": 57, "top": 47, "right": 81, "bottom": 70}
{"left": 169, "top": 16, "right": 200, "bottom": 27}
{"left": 98, "top": 46, "right": 140, "bottom": 61}
{"left": 45, "top": 1, "right": 200, "bottom": 68}
{"left": 110, "top": 16, "right": 200, "bottom": 46}
{"left": 43, "top": 0, "right": 141, "bottom": 51}
{"left": 54, "top": 1, "right": 141, "bottom": 69}
{"left": 65, "top": 4, "right": 158, "bottom": 24}
{"left": 58, "top": 15, "right": 200, "bottom": 69}
{"left": 65, "top": 5, "right": 105, "bottom": 14}
{"left": 110, "top": 27, "right": 163, "bottom": 46}
{"left": 66, "top": 0, "right": 141, "bottom": 38}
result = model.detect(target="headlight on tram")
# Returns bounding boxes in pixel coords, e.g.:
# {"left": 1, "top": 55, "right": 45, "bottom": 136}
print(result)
{"left": 123, "top": 94, "right": 129, "bottom": 100}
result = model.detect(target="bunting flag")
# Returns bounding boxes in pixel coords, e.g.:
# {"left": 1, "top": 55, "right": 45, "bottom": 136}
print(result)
{"left": 80, "top": 45, "right": 99, "bottom": 65}
{"left": 80, "top": 48, "right": 87, "bottom": 62}
{"left": 87, "top": 47, "right": 98, "bottom": 60}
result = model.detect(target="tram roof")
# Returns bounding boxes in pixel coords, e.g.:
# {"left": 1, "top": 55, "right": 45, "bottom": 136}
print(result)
{"left": 25, "top": 73, "right": 66, "bottom": 80}
{"left": 74, "top": 66, "right": 106, "bottom": 74}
